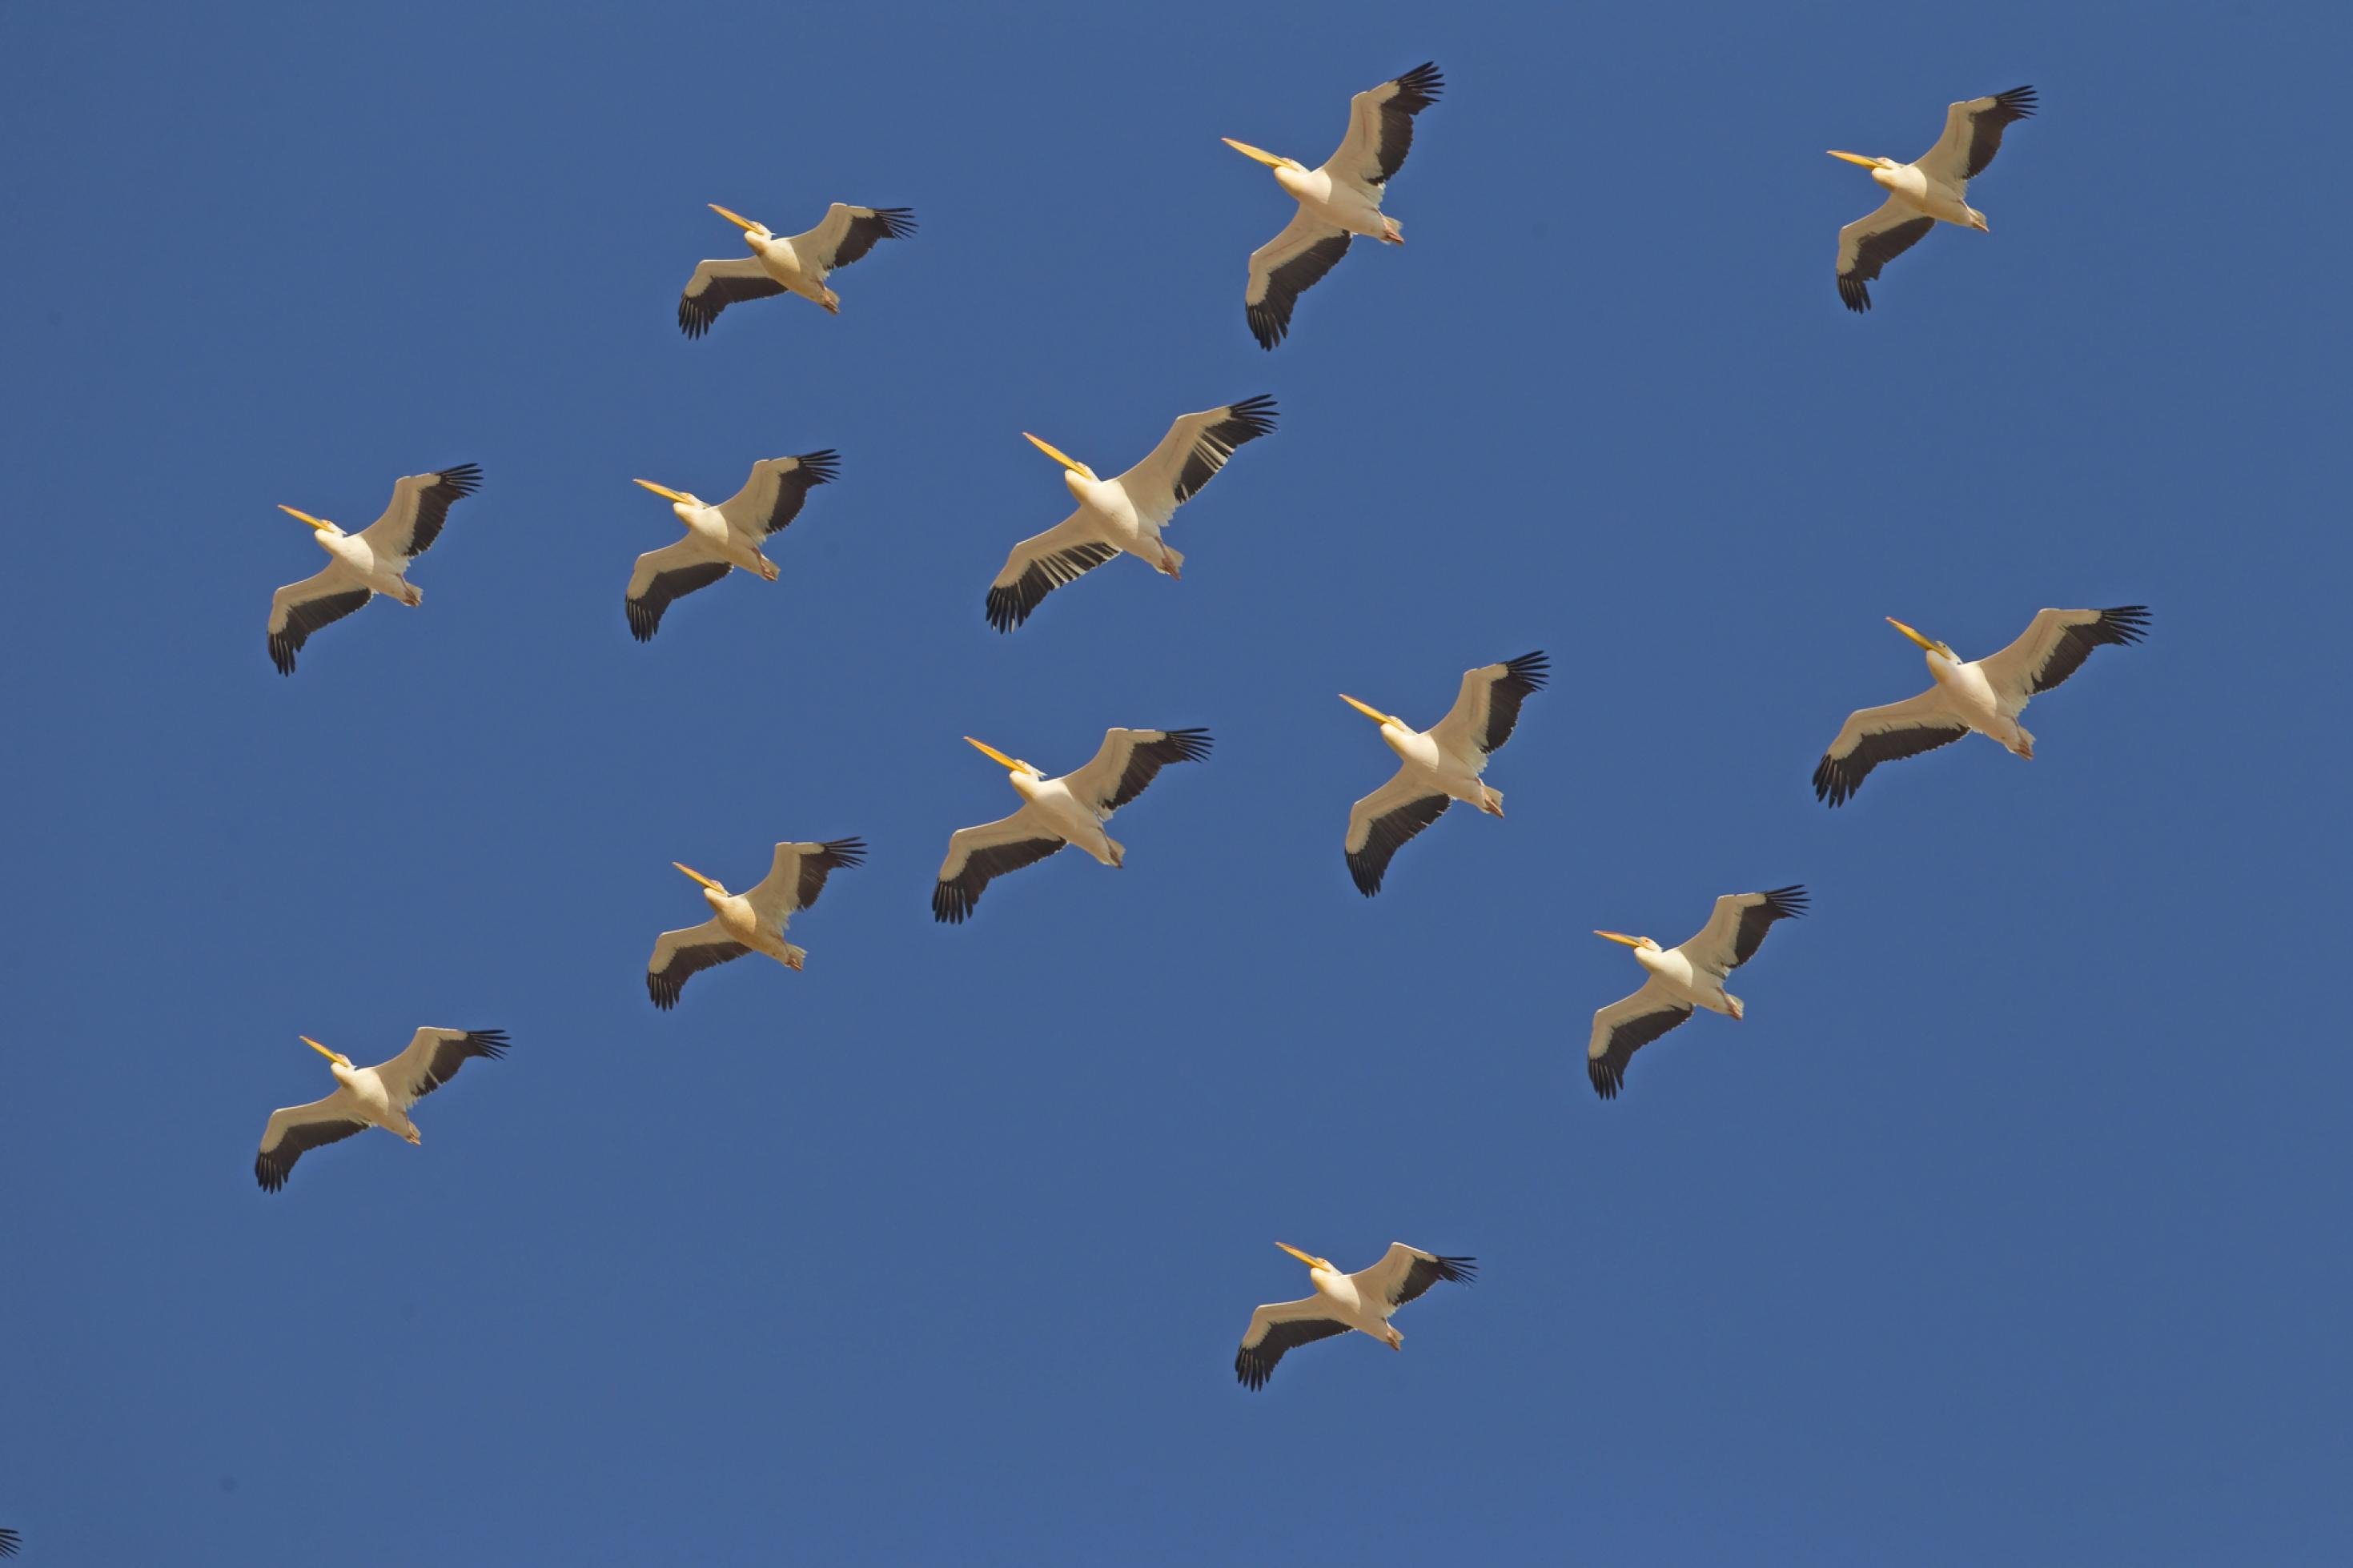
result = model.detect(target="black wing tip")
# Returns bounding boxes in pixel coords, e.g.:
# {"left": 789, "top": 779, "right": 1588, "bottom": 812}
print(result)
{"left": 1156, "top": 727, "right": 1214, "bottom": 762}
{"left": 984, "top": 584, "right": 1034, "bottom": 632}
{"left": 1503, "top": 650, "right": 1549, "bottom": 688}
{"left": 648, "top": 976, "right": 682, "bottom": 1009}
{"left": 2098, "top": 605, "right": 2152, "bottom": 641}
{"left": 464, "top": 1029, "right": 511, "bottom": 1058}
{"left": 268, "top": 636, "right": 299, "bottom": 675}
{"left": 1235, "top": 1349, "right": 1273, "bottom": 1390}
{"left": 820, "top": 836, "right": 869, "bottom": 865}
{"left": 433, "top": 463, "right": 484, "bottom": 495}
{"left": 1345, "top": 852, "right": 1386, "bottom": 896}
{"left": 1221, "top": 393, "right": 1280, "bottom": 439}
{"left": 1759, "top": 885, "right": 1809, "bottom": 917}
{"left": 869, "top": 207, "right": 918, "bottom": 235}
{"left": 1429, "top": 1253, "right": 1477, "bottom": 1285}
{"left": 626, "top": 600, "right": 661, "bottom": 641}
{"left": 1838, "top": 275, "right": 1872, "bottom": 312}
{"left": 1992, "top": 85, "right": 2038, "bottom": 116}
{"left": 255, "top": 1155, "right": 291, "bottom": 1193}
{"left": 792, "top": 449, "right": 841, "bottom": 483}
{"left": 932, "top": 884, "right": 974, "bottom": 924}
{"left": 1246, "top": 303, "right": 1287, "bottom": 351}
{"left": 677, "top": 299, "right": 716, "bottom": 338}
{"left": 1394, "top": 61, "right": 1444, "bottom": 100}
{"left": 1812, "top": 758, "right": 1857, "bottom": 807}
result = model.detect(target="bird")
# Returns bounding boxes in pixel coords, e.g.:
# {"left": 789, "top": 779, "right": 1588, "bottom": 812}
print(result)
{"left": 1226, "top": 62, "right": 1443, "bottom": 348}
{"left": 624, "top": 453, "right": 837, "bottom": 640}
{"left": 1235, "top": 1243, "right": 1475, "bottom": 1390}
{"left": 648, "top": 839, "right": 865, "bottom": 1009}
{"left": 1339, "top": 652, "right": 1547, "bottom": 896}
{"left": 254, "top": 1029, "right": 509, "bottom": 1192}
{"left": 1814, "top": 608, "right": 2150, "bottom": 806}
{"left": 266, "top": 464, "right": 481, "bottom": 674}
{"left": 986, "top": 398, "right": 1278, "bottom": 632}
{"left": 1588, "top": 887, "right": 1807, "bottom": 1100}
{"left": 1830, "top": 86, "right": 2036, "bottom": 311}
{"left": 933, "top": 729, "right": 1211, "bottom": 923}
{"left": 678, "top": 202, "right": 915, "bottom": 336}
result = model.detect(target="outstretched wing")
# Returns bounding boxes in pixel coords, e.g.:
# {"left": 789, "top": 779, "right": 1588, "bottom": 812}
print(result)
{"left": 1680, "top": 886, "right": 1808, "bottom": 974}
{"left": 1112, "top": 397, "right": 1279, "bottom": 521}
{"left": 1429, "top": 651, "right": 1548, "bottom": 763}
{"left": 1813, "top": 689, "right": 1970, "bottom": 806}
{"left": 1836, "top": 198, "right": 1937, "bottom": 314}
{"left": 625, "top": 537, "right": 733, "bottom": 642}
{"left": 679, "top": 256, "right": 785, "bottom": 338}
{"left": 255, "top": 1093, "right": 369, "bottom": 1192}
{"left": 1323, "top": 61, "right": 1444, "bottom": 189}
{"left": 985, "top": 513, "right": 1121, "bottom": 632}
{"left": 1343, "top": 768, "right": 1452, "bottom": 897}
{"left": 716, "top": 451, "right": 838, "bottom": 541}
{"left": 1352, "top": 1243, "right": 1477, "bottom": 1307}
{"left": 267, "top": 563, "right": 374, "bottom": 675}
{"left": 1244, "top": 211, "right": 1351, "bottom": 350}
{"left": 792, "top": 204, "right": 917, "bottom": 271}
{"left": 933, "top": 808, "right": 1068, "bottom": 924}
{"left": 355, "top": 463, "right": 482, "bottom": 563}
{"left": 648, "top": 919, "right": 753, "bottom": 1009}
{"left": 1977, "top": 606, "right": 2150, "bottom": 703}
{"left": 1235, "top": 1297, "right": 1355, "bottom": 1391}
{"left": 1916, "top": 85, "right": 2037, "bottom": 186}
{"left": 1588, "top": 981, "right": 1696, "bottom": 1101}
{"left": 746, "top": 837, "right": 866, "bottom": 926}
{"left": 1062, "top": 728, "right": 1214, "bottom": 816}
{"left": 376, "top": 1028, "right": 509, "bottom": 1108}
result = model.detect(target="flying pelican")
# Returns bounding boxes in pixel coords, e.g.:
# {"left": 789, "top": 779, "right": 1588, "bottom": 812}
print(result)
{"left": 986, "top": 397, "right": 1277, "bottom": 632}
{"left": 1815, "top": 607, "right": 2150, "bottom": 806}
{"left": 1831, "top": 86, "right": 2036, "bottom": 311}
{"left": 266, "top": 464, "right": 481, "bottom": 674}
{"left": 648, "top": 839, "right": 865, "bottom": 1009}
{"left": 624, "top": 452, "right": 837, "bottom": 640}
{"left": 254, "top": 1029, "right": 509, "bottom": 1192}
{"left": 678, "top": 203, "right": 916, "bottom": 336}
{"left": 1226, "top": 62, "right": 1442, "bottom": 349}
{"left": 934, "top": 729, "right": 1211, "bottom": 922}
{"left": 1339, "top": 652, "right": 1547, "bottom": 896}
{"left": 1235, "top": 1243, "right": 1475, "bottom": 1390}
{"left": 1588, "top": 887, "right": 1807, "bottom": 1100}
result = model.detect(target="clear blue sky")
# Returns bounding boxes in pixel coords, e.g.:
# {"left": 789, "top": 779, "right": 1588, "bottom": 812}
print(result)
{"left": 4, "top": 0, "right": 2348, "bottom": 1561}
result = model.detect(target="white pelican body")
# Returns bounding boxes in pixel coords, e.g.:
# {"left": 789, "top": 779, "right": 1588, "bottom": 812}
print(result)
{"left": 933, "top": 730, "right": 1212, "bottom": 922}
{"left": 1235, "top": 1242, "right": 1476, "bottom": 1390}
{"left": 1339, "top": 652, "right": 1547, "bottom": 895}
{"left": 255, "top": 1029, "right": 508, "bottom": 1191}
{"left": 1227, "top": 62, "right": 1443, "bottom": 348}
{"left": 648, "top": 840, "right": 864, "bottom": 1008}
{"left": 986, "top": 399, "right": 1276, "bottom": 631}
{"left": 678, "top": 203, "right": 916, "bottom": 335}
{"left": 1830, "top": 86, "right": 2035, "bottom": 311}
{"left": 624, "top": 452, "right": 836, "bottom": 640}
{"left": 266, "top": 464, "right": 480, "bottom": 673}
{"left": 1587, "top": 888, "right": 1808, "bottom": 1099}
{"left": 1814, "top": 608, "right": 2150, "bottom": 806}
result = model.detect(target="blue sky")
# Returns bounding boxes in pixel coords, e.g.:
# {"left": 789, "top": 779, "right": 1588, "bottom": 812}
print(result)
{"left": 4, "top": 0, "right": 2349, "bottom": 1561}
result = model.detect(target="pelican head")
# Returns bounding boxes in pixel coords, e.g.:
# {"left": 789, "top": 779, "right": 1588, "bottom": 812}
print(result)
{"left": 634, "top": 479, "right": 703, "bottom": 516}
{"left": 1339, "top": 694, "right": 1405, "bottom": 729}
{"left": 1828, "top": 150, "right": 1897, "bottom": 172}
{"left": 1595, "top": 930, "right": 1662, "bottom": 954}
{"left": 965, "top": 736, "right": 1040, "bottom": 780}
{"left": 673, "top": 861, "right": 728, "bottom": 897}
{"left": 1886, "top": 617, "right": 1955, "bottom": 660}
{"left": 1224, "top": 138, "right": 1305, "bottom": 174}
{"left": 709, "top": 203, "right": 773, "bottom": 241}
{"left": 1022, "top": 432, "right": 1098, "bottom": 485}
{"left": 301, "top": 1035, "right": 353, "bottom": 1069}
{"left": 1276, "top": 1241, "right": 1335, "bottom": 1272}
{"left": 278, "top": 505, "right": 342, "bottom": 536}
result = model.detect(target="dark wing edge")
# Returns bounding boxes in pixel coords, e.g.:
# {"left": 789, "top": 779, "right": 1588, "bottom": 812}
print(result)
{"left": 795, "top": 836, "right": 868, "bottom": 909}
{"left": 1730, "top": 886, "right": 1809, "bottom": 968}
{"left": 1588, "top": 1004, "right": 1696, "bottom": 1101}
{"left": 399, "top": 463, "right": 484, "bottom": 559}
{"left": 412, "top": 1029, "right": 510, "bottom": 1100}
{"left": 1171, "top": 396, "right": 1279, "bottom": 503}
{"left": 678, "top": 271, "right": 788, "bottom": 339}
{"left": 1346, "top": 793, "right": 1451, "bottom": 897}
{"left": 985, "top": 541, "right": 1120, "bottom": 632}
{"left": 1391, "top": 1251, "right": 1478, "bottom": 1306}
{"left": 2030, "top": 605, "right": 2150, "bottom": 694}
{"left": 1247, "top": 231, "right": 1351, "bottom": 351}
{"left": 931, "top": 837, "right": 1066, "bottom": 924}
{"left": 254, "top": 1117, "right": 370, "bottom": 1193}
{"left": 1838, "top": 215, "right": 1936, "bottom": 313}
{"left": 1365, "top": 61, "right": 1444, "bottom": 185}
{"left": 1964, "top": 85, "right": 2038, "bottom": 179}
{"left": 829, "top": 207, "right": 918, "bottom": 269}
{"left": 1477, "top": 650, "right": 1549, "bottom": 754}
{"left": 1235, "top": 1316, "right": 1355, "bottom": 1391}
{"left": 0, "top": 1526, "right": 20, "bottom": 1555}
{"left": 1100, "top": 728, "right": 1214, "bottom": 812}
{"left": 755, "top": 450, "right": 840, "bottom": 536}
{"left": 1812, "top": 721, "right": 1970, "bottom": 807}
{"left": 627, "top": 561, "right": 732, "bottom": 642}
{"left": 648, "top": 941, "right": 753, "bottom": 1010}
{"left": 268, "top": 588, "right": 373, "bottom": 676}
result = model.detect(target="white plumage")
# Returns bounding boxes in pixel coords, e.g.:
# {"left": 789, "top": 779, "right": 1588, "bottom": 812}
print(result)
{"left": 648, "top": 839, "right": 865, "bottom": 1008}
{"left": 1235, "top": 1243, "right": 1476, "bottom": 1390}
{"left": 1831, "top": 86, "right": 2035, "bottom": 311}
{"left": 1340, "top": 652, "right": 1547, "bottom": 896}
{"left": 678, "top": 203, "right": 916, "bottom": 335}
{"left": 266, "top": 463, "right": 481, "bottom": 674}
{"left": 624, "top": 452, "right": 838, "bottom": 640}
{"left": 255, "top": 1029, "right": 509, "bottom": 1191}
{"left": 1588, "top": 888, "right": 1808, "bottom": 1100}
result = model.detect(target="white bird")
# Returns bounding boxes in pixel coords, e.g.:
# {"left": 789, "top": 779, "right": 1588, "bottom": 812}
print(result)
{"left": 934, "top": 729, "right": 1211, "bottom": 923}
{"left": 986, "top": 398, "right": 1278, "bottom": 632}
{"left": 1588, "top": 887, "right": 1807, "bottom": 1100}
{"left": 267, "top": 464, "right": 481, "bottom": 674}
{"left": 1815, "top": 607, "right": 2150, "bottom": 806}
{"left": 678, "top": 202, "right": 916, "bottom": 336}
{"left": 255, "top": 1029, "right": 509, "bottom": 1192}
{"left": 648, "top": 839, "right": 865, "bottom": 1009}
{"left": 1830, "top": 86, "right": 2036, "bottom": 311}
{"left": 1339, "top": 652, "right": 1547, "bottom": 896}
{"left": 624, "top": 453, "right": 838, "bottom": 640}
{"left": 1235, "top": 1242, "right": 1476, "bottom": 1390}
{"left": 1226, "top": 62, "right": 1443, "bottom": 348}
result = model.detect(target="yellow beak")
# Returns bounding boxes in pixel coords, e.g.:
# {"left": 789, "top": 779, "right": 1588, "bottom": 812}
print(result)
{"left": 673, "top": 861, "right": 724, "bottom": 892}
{"left": 1275, "top": 1242, "right": 1320, "bottom": 1267}
{"left": 1594, "top": 930, "right": 1646, "bottom": 947}
{"left": 1827, "top": 150, "right": 1882, "bottom": 170}
{"left": 964, "top": 736, "right": 1022, "bottom": 771}
{"left": 709, "top": 203, "right": 761, "bottom": 232}
{"left": 634, "top": 479, "right": 696, "bottom": 506}
{"left": 1886, "top": 616, "right": 1939, "bottom": 652}
{"left": 1223, "top": 138, "right": 1289, "bottom": 170}
{"left": 300, "top": 1035, "right": 345, "bottom": 1065}
{"left": 278, "top": 505, "right": 331, "bottom": 531}
{"left": 1021, "top": 433, "right": 1090, "bottom": 478}
{"left": 1339, "top": 694, "right": 1396, "bottom": 727}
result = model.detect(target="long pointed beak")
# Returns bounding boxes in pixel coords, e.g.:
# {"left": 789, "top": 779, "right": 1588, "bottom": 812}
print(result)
{"left": 1021, "top": 433, "right": 1090, "bottom": 478}
{"left": 300, "top": 1035, "right": 344, "bottom": 1065}
{"left": 709, "top": 203, "right": 761, "bottom": 232}
{"left": 673, "top": 861, "right": 724, "bottom": 892}
{"left": 1594, "top": 930, "right": 1646, "bottom": 947}
{"left": 278, "top": 505, "right": 331, "bottom": 531}
{"left": 1886, "top": 616, "right": 1939, "bottom": 652}
{"left": 634, "top": 479, "right": 696, "bottom": 506}
{"left": 1223, "top": 138, "right": 1288, "bottom": 170}
{"left": 1339, "top": 694, "right": 1394, "bottom": 726}
{"left": 964, "top": 736, "right": 1021, "bottom": 771}
{"left": 1275, "top": 1242, "right": 1319, "bottom": 1266}
{"left": 1827, "top": 150, "right": 1881, "bottom": 170}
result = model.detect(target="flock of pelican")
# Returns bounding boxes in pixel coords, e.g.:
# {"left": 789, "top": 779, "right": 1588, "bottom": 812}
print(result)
{"left": 207, "top": 60, "right": 2153, "bottom": 1435}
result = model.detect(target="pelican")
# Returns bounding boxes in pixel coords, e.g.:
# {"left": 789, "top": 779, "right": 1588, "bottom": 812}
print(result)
{"left": 254, "top": 1029, "right": 509, "bottom": 1191}
{"left": 1831, "top": 86, "right": 2036, "bottom": 311}
{"left": 678, "top": 203, "right": 916, "bottom": 335}
{"left": 648, "top": 839, "right": 865, "bottom": 1009}
{"left": 1815, "top": 607, "right": 2150, "bottom": 806}
{"left": 266, "top": 464, "right": 481, "bottom": 674}
{"left": 1339, "top": 652, "right": 1547, "bottom": 896}
{"left": 986, "top": 398, "right": 1277, "bottom": 632}
{"left": 624, "top": 452, "right": 837, "bottom": 640}
{"left": 933, "top": 729, "right": 1211, "bottom": 922}
{"left": 1235, "top": 1243, "right": 1475, "bottom": 1390}
{"left": 1227, "top": 62, "right": 1442, "bottom": 348}
{"left": 1588, "top": 887, "right": 1807, "bottom": 1100}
